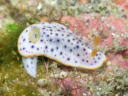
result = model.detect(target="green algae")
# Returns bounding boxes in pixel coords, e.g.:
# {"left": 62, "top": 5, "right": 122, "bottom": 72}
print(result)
{"left": 0, "top": 61, "right": 45, "bottom": 96}
{"left": 0, "top": 23, "right": 25, "bottom": 64}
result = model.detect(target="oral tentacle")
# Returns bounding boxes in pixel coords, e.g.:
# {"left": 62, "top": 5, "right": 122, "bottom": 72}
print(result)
{"left": 22, "top": 57, "right": 38, "bottom": 77}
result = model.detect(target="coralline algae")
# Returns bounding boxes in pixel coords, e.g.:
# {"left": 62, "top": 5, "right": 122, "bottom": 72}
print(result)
{"left": 61, "top": 14, "right": 128, "bottom": 48}
{"left": 18, "top": 22, "right": 107, "bottom": 77}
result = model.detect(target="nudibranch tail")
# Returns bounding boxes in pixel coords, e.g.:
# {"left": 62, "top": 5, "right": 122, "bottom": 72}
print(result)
{"left": 18, "top": 22, "right": 107, "bottom": 77}
{"left": 22, "top": 57, "right": 37, "bottom": 77}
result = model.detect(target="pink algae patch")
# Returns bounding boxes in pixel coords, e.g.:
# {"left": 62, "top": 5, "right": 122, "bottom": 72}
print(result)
{"left": 61, "top": 16, "right": 88, "bottom": 36}
{"left": 55, "top": 77, "right": 92, "bottom": 96}
{"left": 114, "top": 0, "right": 128, "bottom": 9}
{"left": 101, "top": 16, "right": 127, "bottom": 46}
{"left": 107, "top": 51, "right": 128, "bottom": 69}
{"left": 61, "top": 14, "right": 127, "bottom": 47}
{"left": 120, "top": 39, "right": 128, "bottom": 46}
{"left": 107, "top": 16, "right": 126, "bottom": 32}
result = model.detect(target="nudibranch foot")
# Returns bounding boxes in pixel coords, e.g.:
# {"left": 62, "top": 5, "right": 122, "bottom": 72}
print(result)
{"left": 22, "top": 57, "right": 37, "bottom": 77}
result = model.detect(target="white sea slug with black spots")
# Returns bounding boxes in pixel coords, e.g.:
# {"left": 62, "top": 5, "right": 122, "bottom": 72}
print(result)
{"left": 18, "top": 22, "right": 107, "bottom": 77}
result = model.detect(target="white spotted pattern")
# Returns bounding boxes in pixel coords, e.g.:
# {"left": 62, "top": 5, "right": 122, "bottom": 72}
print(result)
{"left": 18, "top": 22, "right": 107, "bottom": 77}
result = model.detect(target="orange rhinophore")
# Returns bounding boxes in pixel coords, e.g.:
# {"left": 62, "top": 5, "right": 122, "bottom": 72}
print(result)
{"left": 91, "top": 49, "right": 98, "bottom": 57}
{"left": 93, "top": 36, "right": 102, "bottom": 46}
{"left": 91, "top": 36, "right": 102, "bottom": 57}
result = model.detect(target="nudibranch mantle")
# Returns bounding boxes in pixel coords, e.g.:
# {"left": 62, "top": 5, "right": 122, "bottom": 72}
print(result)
{"left": 18, "top": 22, "right": 107, "bottom": 77}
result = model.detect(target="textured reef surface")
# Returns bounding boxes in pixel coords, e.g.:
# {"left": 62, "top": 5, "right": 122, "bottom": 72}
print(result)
{"left": 0, "top": 0, "right": 128, "bottom": 96}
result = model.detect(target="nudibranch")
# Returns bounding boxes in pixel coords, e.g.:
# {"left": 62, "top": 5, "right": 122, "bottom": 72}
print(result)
{"left": 18, "top": 22, "right": 107, "bottom": 77}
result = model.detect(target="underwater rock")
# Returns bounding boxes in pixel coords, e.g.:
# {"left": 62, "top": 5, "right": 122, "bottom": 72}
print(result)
{"left": 18, "top": 22, "right": 107, "bottom": 77}
{"left": 50, "top": 71, "right": 68, "bottom": 78}
{"left": 55, "top": 77, "right": 92, "bottom": 96}
{"left": 61, "top": 13, "right": 128, "bottom": 49}
{"left": 107, "top": 51, "right": 128, "bottom": 69}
